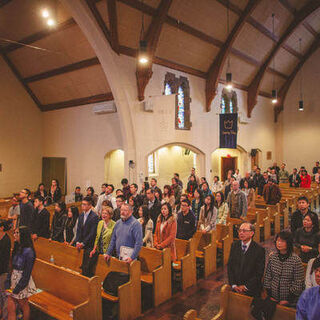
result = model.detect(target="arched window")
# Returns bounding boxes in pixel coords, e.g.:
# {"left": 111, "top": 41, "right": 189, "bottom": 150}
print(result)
{"left": 221, "top": 88, "right": 238, "bottom": 113}
{"left": 164, "top": 72, "right": 191, "bottom": 130}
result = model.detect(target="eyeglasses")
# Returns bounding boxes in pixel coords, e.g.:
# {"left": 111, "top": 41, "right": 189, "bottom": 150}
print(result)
{"left": 238, "top": 229, "right": 252, "bottom": 233}
{"left": 14, "top": 231, "right": 19, "bottom": 235}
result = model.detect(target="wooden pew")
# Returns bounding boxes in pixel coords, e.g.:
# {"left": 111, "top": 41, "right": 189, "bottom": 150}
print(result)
{"left": 246, "top": 208, "right": 271, "bottom": 241}
{"left": 95, "top": 255, "right": 141, "bottom": 320}
{"left": 193, "top": 230, "right": 217, "bottom": 278}
{"left": 255, "top": 199, "right": 281, "bottom": 235}
{"left": 30, "top": 258, "right": 102, "bottom": 320}
{"left": 33, "top": 237, "right": 141, "bottom": 319}
{"left": 173, "top": 238, "right": 197, "bottom": 291}
{"left": 139, "top": 247, "right": 172, "bottom": 306}
{"left": 216, "top": 223, "right": 232, "bottom": 266}
{"left": 184, "top": 284, "right": 295, "bottom": 320}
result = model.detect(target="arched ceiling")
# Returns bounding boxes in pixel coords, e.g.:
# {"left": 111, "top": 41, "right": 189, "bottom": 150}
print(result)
{"left": 0, "top": 0, "right": 319, "bottom": 120}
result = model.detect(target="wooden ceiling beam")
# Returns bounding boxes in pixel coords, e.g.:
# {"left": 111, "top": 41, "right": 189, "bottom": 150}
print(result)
{"left": 23, "top": 57, "right": 100, "bottom": 83}
{"left": 118, "top": 0, "right": 288, "bottom": 81}
{"left": 119, "top": 45, "right": 272, "bottom": 99}
{"left": 42, "top": 92, "right": 114, "bottom": 111}
{"left": 278, "top": 0, "right": 319, "bottom": 38}
{"left": 205, "top": 0, "right": 261, "bottom": 111}
{"left": 274, "top": 35, "right": 320, "bottom": 122}
{"left": 3, "top": 18, "right": 76, "bottom": 53}
{"left": 107, "top": 0, "right": 120, "bottom": 53}
{"left": 216, "top": 0, "right": 303, "bottom": 59}
{"left": 247, "top": 0, "right": 320, "bottom": 118}
{"left": 136, "top": 0, "right": 172, "bottom": 101}
{"left": 85, "top": 0, "right": 114, "bottom": 52}
{"left": 1, "top": 52, "right": 43, "bottom": 110}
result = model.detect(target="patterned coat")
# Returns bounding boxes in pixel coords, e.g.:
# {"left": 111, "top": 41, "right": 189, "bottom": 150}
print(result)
{"left": 264, "top": 253, "right": 305, "bottom": 305}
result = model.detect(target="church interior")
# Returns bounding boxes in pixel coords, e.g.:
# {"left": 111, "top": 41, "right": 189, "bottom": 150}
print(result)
{"left": 1, "top": 0, "right": 320, "bottom": 319}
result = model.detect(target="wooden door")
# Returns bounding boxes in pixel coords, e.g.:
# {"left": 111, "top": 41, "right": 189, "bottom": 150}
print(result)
{"left": 221, "top": 157, "right": 237, "bottom": 181}
{"left": 42, "top": 157, "right": 67, "bottom": 195}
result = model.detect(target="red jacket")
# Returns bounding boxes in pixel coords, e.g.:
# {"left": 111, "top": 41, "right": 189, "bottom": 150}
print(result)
{"left": 154, "top": 215, "right": 177, "bottom": 260}
{"left": 300, "top": 174, "right": 311, "bottom": 188}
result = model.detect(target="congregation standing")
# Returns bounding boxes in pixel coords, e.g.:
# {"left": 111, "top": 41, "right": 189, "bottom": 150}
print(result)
{"left": 1, "top": 161, "right": 320, "bottom": 319}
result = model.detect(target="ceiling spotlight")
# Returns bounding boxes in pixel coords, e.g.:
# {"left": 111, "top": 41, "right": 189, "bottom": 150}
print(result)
{"left": 138, "top": 40, "right": 149, "bottom": 65}
{"left": 42, "top": 9, "right": 50, "bottom": 18}
{"left": 299, "top": 100, "right": 304, "bottom": 111}
{"left": 47, "top": 19, "right": 56, "bottom": 26}
{"left": 226, "top": 72, "right": 233, "bottom": 90}
{"left": 271, "top": 89, "right": 278, "bottom": 104}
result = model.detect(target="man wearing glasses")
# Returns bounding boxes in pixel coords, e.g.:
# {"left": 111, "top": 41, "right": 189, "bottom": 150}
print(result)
{"left": 227, "top": 222, "right": 265, "bottom": 297}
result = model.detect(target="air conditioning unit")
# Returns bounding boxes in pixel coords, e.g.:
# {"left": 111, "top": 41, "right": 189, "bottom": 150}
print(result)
{"left": 92, "top": 101, "right": 116, "bottom": 114}
{"left": 143, "top": 99, "right": 154, "bottom": 112}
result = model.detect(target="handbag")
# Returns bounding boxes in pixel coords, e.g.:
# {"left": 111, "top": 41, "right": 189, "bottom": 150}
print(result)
{"left": 102, "top": 272, "right": 130, "bottom": 296}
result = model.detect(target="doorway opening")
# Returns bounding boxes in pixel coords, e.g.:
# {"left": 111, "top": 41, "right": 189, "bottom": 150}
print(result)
{"left": 221, "top": 157, "right": 237, "bottom": 181}
{"left": 104, "top": 149, "right": 124, "bottom": 189}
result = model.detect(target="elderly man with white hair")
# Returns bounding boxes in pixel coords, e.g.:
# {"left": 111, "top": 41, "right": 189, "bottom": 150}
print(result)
{"left": 227, "top": 181, "right": 248, "bottom": 218}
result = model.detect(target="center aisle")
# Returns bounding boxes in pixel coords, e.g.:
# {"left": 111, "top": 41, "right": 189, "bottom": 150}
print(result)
{"left": 138, "top": 238, "right": 276, "bottom": 320}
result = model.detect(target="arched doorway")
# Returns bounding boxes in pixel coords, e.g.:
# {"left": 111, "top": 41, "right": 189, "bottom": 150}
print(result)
{"left": 104, "top": 149, "right": 124, "bottom": 189}
{"left": 211, "top": 145, "right": 249, "bottom": 182}
{"left": 146, "top": 143, "right": 205, "bottom": 189}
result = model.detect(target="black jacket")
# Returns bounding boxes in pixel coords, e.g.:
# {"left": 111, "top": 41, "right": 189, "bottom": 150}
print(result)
{"left": 289, "top": 174, "right": 301, "bottom": 188}
{"left": 291, "top": 209, "right": 319, "bottom": 235}
{"left": 145, "top": 198, "right": 161, "bottom": 233}
{"left": 228, "top": 240, "right": 265, "bottom": 297}
{"left": 176, "top": 211, "right": 196, "bottom": 240}
{"left": 253, "top": 174, "right": 265, "bottom": 195}
{"left": 19, "top": 201, "right": 35, "bottom": 231}
{"left": 0, "top": 234, "right": 11, "bottom": 275}
{"left": 51, "top": 211, "right": 67, "bottom": 242}
{"left": 33, "top": 208, "right": 50, "bottom": 238}
{"left": 240, "top": 177, "right": 254, "bottom": 189}
{"left": 75, "top": 210, "right": 99, "bottom": 249}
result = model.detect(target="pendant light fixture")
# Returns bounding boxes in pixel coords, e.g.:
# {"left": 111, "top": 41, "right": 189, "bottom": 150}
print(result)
{"left": 226, "top": 0, "right": 232, "bottom": 90}
{"left": 138, "top": 0, "right": 149, "bottom": 65}
{"left": 298, "top": 38, "right": 304, "bottom": 111}
{"left": 271, "top": 13, "right": 278, "bottom": 104}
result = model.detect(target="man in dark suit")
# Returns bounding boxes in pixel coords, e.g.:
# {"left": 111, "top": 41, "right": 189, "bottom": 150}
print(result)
{"left": 144, "top": 188, "right": 161, "bottom": 232}
{"left": 75, "top": 196, "right": 99, "bottom": 277}
{"left": 289, "top": 168, "right": 301, "bottom": 188}
{"left": 227, "top": 222, "right": 265, "bottom": 297}
{"left": 253, "top": 168, "right": 264, "bottom": 194}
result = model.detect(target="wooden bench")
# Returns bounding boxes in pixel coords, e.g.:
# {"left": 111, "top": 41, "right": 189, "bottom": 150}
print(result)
{"left": 246, "top": 208, "right": 271, "bottom": 241}
{"left": 95, "top": 255, "right": 141, "bottom": 320}
{"left": 216, "top": 223, "right": 232, "bottom": 266}
{"left": 184, "top": 284, "right": 295, "bottom": 320}
{"left": 34, "top": 237, "right": 141, "bottom": 319}
{"left": 139, "top": 247, "right": 172, "bottom": 306}
{"left": 193, "top": 230, "right": 217, "bottom": 278}
{"left": 30, "top": 258, "right": 102, "bottom": 320}
{"left": 173, "top": 238, "right": 197, "bottom": 291}
{"left": 255, "top": 199, "right": 281, "bottom": 235}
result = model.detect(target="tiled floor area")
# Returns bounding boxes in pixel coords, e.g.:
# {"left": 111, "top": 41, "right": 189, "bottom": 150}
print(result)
{"left": 139, "top": 238, "right": 276, "bottom": 320}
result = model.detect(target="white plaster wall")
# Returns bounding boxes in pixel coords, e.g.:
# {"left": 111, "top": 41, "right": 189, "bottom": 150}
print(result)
{"left": 115, "top": 55, "right": 278, "bottom": 183}
{"left": 43, "top": 106, "right": 123, "bottom": 194}
{"left": 282, "top": 49, "right": 320, "bottom": 173}
{"left": 0, "top": 57, "right": 42, "bottom": 197}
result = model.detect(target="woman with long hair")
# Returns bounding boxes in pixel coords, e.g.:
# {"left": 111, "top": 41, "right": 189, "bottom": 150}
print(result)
{"left": 154, "top": 203, "right": 177, "bottom": 260}
{"left": 162, "top": 185, "right": 175, "bottom": 208}
{"left": 50, "top": 202, "right": 67, "bottom": 242}
{"left": 138, "top": 205, "right": 153, "bottom": 248}
{"left": 215, "top": 191, "right": 229, "bottom": 225}
{"left": 187, "top": 175, "right": 198, "bottom": 198}
{"left": 294, "top": 213, "right": 319, "bottom": 263}
{"left": 198, "top": 194, "right": 217, "bottom": 233}
{"left": 48, "top": 179, "right": 62, "bottom": 204}
{"left": 191, "top": 188, "right": 203, "bottom": 222}
{"left": 128, "top": 196, "right": 139, "bottom": 219}
{"left": 300, "top": 170, "right": 311, "bottom": 188}
{"left": 86, "top": 187, "right": 98, "bottom": 206}
{"left": 63, "top": 206, "right": 79, "bottom": 246}
{"left": 305, "top": 234, "right": 320, "bottom": 288}
{"left": 6, "top": 226, "right": 37, "bottom": 320}
{"left": 264, "top": 231, "right": 304, "bottom": 306}
{"left": 34, "top": 183, "right": 47, "bottom": 199}
{"left": 242, "top": 180, "right": 255, "bottom": 209}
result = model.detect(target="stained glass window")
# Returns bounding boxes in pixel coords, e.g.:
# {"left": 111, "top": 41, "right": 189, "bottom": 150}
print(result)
{"left": 148, "top": 153, "right": 155, "bottom": 174}
{"left": 177, "top": 86, "right": 185, "bottom": 129}
{"left": 164, "top": 83, "right": 172, "bottom": 95}
{"left": 221, "top": 97, "right": 226, "bottom": 114}
{"left": 229, "top": 99, "right": 233, "bottom": 113}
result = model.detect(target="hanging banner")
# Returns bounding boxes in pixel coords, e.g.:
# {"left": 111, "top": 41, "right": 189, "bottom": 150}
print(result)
{"left": 219, "top": 113, "right": 238, "bottom": 149}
